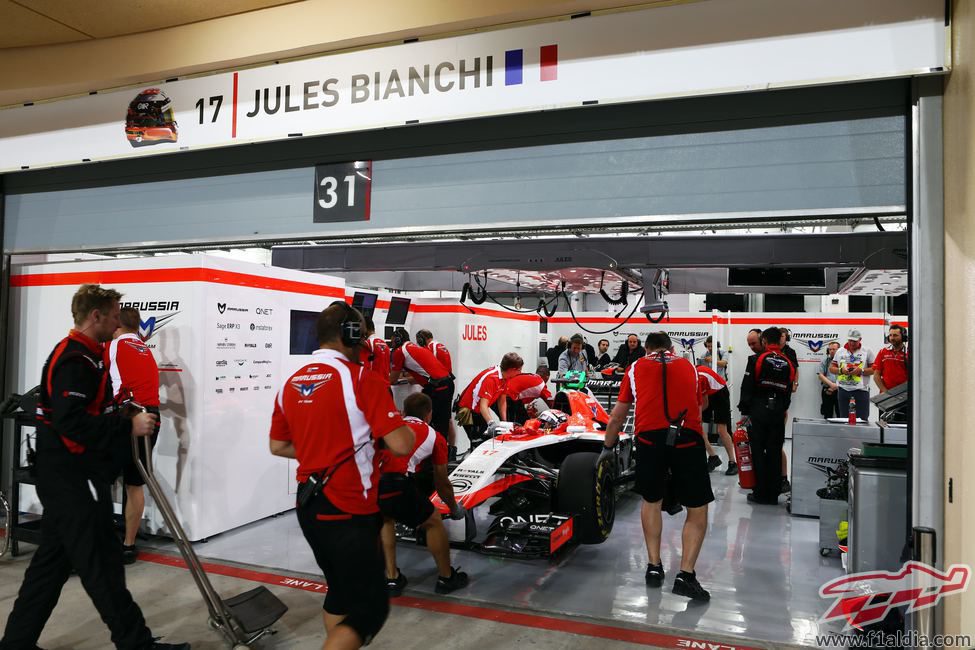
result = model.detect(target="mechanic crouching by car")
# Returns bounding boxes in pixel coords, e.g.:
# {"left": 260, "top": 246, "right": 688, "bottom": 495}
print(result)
{"left": 269, "top": 302, "right": 414, "bottom": 650}
{"left": 0, "top": 285, "right": 187, "bottom": 650}
{"left": 602, "top": 332, "right": 714, "bottom": 601}
{"left": 380, "top": 393, "right": 468, "bottom": 598}
{"left": 455, "top": 353, "right": 524, "bottom": 446}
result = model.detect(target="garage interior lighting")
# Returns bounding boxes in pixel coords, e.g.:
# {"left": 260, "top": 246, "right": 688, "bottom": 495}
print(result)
{"left": 837, "top": 268, "right": 907, "bottom": 296}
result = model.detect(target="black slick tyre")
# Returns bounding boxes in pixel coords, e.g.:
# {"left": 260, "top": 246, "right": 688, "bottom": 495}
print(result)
{"left": 556, "top": 451, "right": 615, "bottom": 544}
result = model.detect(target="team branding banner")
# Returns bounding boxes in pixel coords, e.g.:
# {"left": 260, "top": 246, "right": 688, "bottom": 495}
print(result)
{"left": 0, "top": 0, "right": 944, "bottom": 172}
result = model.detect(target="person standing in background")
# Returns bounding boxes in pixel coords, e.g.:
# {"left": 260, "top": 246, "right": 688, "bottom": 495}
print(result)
{"left": 545, "top": 336, "right": 568, "bottom": 371}
{"left": 700, "top": 336, "right": 728, "bottom": 379}
{"left": 872, "top": 325, "right": 908, "bottom": 393}
{"left": 613, "top": 333, "right": 645, "bottom": 369}
{"left": 830, "top": 329, "right": 876, "bottom": 421}
{"left": 361, "top": 318, "right": 391, "bottom": 384}
{"left": 594, "top": 339, "right": 613, "bottom": 369}
{"left": 558, "top": 334, "right": 589, "bottom": 373}
{"left": 817, "top": 341, "right": 841, "bottom": 418}
{"left": 107, "top": 307, "right": 161, "bottom": 565}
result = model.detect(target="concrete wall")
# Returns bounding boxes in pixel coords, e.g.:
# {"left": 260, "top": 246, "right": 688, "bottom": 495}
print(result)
{"left": 943, "top": 0, "right": 974, "bottom": 637}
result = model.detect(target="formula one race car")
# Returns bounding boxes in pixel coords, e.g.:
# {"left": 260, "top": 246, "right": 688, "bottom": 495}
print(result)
{"left": 422, "top": 376, "right": 635, "bottom": 558}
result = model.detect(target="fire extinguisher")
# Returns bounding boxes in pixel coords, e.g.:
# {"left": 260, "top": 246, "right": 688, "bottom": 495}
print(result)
{"left": 733, "top": 420, "right": 756, "bottom": 490}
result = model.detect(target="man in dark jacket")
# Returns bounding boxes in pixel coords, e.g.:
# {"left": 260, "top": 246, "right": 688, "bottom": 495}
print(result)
{"left": 0, "top": 285, "right": 187, "bottom": 650}
{"left": 614, "top": 333, "right": 645, "bottom": 368}
{"left": 737, "top": 327, "right": 796, "bottom": 506}
{"left": 545, "top": 336, "right": 568, "bottom": 370}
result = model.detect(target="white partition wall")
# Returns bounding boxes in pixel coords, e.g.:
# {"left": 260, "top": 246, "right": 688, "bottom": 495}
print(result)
{"left": 8, "top": 254, "right": 346, "bottom": 541}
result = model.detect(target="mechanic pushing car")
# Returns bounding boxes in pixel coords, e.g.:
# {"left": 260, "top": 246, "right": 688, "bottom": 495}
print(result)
{"left": 388, "top": 328, "right": 455, "bottom": 448}
{"left": 269, "top": 302, "right": 415, "bottom": 650}
{"left": 454, "top": 353, "right": 524, "bottom": 446}
{"left": 602, "top": 332, "right": 714, "bottom": 601}
{"left": 502, "top": 366, "right": 553, "bottom": 424}
{"left": 379, "top": 393, "right": 468, "bottom": 597}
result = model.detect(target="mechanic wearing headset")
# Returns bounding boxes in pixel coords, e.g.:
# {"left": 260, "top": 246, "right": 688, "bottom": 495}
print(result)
{"left": 0, "top": 285, "right": 183, "bottom": 650}
{"left": 872, "top": 324, "right": 908, "bottom": 393}
{"left": 602, "top": 332, "right": 714, "bottom": 601}
{"left": 360, "top": 317, "right": 391, "bottom": 383}
{"left": 270, "top": 302, "right": 414, "bottom": 650}
{"left": 502, "top": 366, "right": 553, "bottom": 424}
{"left": 388, "top": 328, "right": 454, "bottom": 447}
{"left": 455, "top": 353, "right": 524, "bottom": 446}
{"left": 106, "top": 307, "right": 162, "bottom": 565}
{"left": 380, "top": 393, "right": 468, "bottom": 598}
{"left": 414, "top": 329, "right": 458, "bottom": 453}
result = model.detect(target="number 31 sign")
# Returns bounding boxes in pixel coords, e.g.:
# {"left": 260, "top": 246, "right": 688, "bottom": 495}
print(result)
{"left": 313, "top": 161, "right": 372, "bottom": 223}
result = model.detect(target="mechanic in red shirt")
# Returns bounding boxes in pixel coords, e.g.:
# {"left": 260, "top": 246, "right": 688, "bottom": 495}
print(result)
{"left": 455, "top": 353, "right": 524, "bottom": 447}
{"left": 416, "top": 329, "right": 452, "bottom": 374}
{"left": 379, "top": 393, "right": 468, "bottom": 598}
{"left": 269, "top": 302, "right": 414, "bottom": 649}
{"left": 603, "top": 332, "right": 713, "bottom": 602}
{"left": 106, "top": 307, "right": 161, "bottom": 564}
{"left": 503, "top": 366, "right": 552, "bottom": 424}
{"left": 872, "top": 324, "right": 908, "bottom": 393}
{"left": 389, "top": 328, "right": 456, "bottom": 452}
{"left": 697, "top": 364, "right": 737, "bottom": 476}
{"left": 359, "top": 317, "right": 391, "bottom": 382}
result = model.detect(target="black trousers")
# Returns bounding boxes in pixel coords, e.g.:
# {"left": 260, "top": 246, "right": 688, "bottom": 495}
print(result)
{"left": 423, "top": 379, "right": 454, "bottom": 440}
{"left": 747, "top": 406, "right": 787, "bottom": 502}
{"left": 0, "top": 461, "right": 153, "bottom": 650}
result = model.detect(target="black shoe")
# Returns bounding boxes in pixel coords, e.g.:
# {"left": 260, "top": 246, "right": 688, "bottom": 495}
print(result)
{"left": 435, "top": 567, "right": 469, "bottom": 594}
{"left": 725, "top": 461, "right": 738, "bottom": 476}
{"left": 122, "top": 544, "right": 139, "bottom": 565}
{"left": 386, "top": 570, "right": 407, "bottom": 597}
{"left": 747, "top": 493, "right": 777, "bottom": 505}
{"left": 707, "top": 455, "right": 722, "bottom": 472}
{"left": 151, "top": 643, "right": 191, "bottom": 649}
{"left": 673, "top": 571, "right": 710, "bottom": 601}
{"left": 645, "top": 563, "right": 665, "bottom": 588}
{"left": 781, "top": 477, "right": 792, "bottom": 493}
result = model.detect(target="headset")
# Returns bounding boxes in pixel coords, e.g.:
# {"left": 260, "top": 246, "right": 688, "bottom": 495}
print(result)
{"left": 390, "top": 327, "right": 410, "bottom": 350}
{"left": 415, "top": 330, "right": 432, "bottom": 347}
{"left": 889, "top": 324, "right": 908, "bottom": 344}
{"left": 332, "top": 301, "right": 363, "bottom": 348}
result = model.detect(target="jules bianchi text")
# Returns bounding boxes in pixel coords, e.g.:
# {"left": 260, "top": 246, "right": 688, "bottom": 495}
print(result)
{"left": 817, "top": 631, "right": 971, "bottom": 648}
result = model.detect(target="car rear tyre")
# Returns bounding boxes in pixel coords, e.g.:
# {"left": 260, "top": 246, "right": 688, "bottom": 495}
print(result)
{"left": 557, "top": 451, "right": 615, "bottom": 544}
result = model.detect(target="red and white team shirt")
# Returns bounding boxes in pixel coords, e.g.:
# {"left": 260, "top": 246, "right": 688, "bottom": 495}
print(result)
{"left": 426, "top": 340, "right": 453, "bottom": 374}
{"left": 106, "top": 333, "right": 160, "bottom": 407}
{"left": 269, "top": 348, "right": 406, "bottom": 514}
{"left": 872, "top": 344, "right": 908, "bottom": 390}
{"left": 380, "top": 416, "right": 448, "bottom": 475}
{"left": 391, "top": 342, "right": 450, "bottom": 386}
{"left": 359, "top": 335, "right": 391, "bottom": 382}
{"left": 618, "top": 352, "right": 703, "bottom": 436}
{"left": 458, "top": 366, "right": 506, "bottom": 411}
{"left": 505, "top": 373, "right": 552, "bottom": 404}
{"left": 696, "top": 364, "right": 727, "bottom": 398}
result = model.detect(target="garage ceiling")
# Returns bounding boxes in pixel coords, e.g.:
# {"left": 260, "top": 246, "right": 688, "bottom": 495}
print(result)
{"left": 0, "top": 0, "right": 300, "bottom": 48}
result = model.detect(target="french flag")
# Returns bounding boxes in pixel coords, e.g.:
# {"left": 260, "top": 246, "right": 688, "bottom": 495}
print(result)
{"left": 505, "top": 44, "right": 558, "bottom": 85}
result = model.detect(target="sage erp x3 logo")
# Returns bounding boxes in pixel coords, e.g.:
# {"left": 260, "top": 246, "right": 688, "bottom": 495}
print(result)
{"left": 290, "top": 372, "right": 333, "bottom": 397}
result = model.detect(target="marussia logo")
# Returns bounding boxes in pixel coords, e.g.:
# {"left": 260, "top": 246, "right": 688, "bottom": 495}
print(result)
{"left": 138, "top": 311, "right": 179, "bottom": 341}
{"left": 795, "top": 338, "right": 826, "bottom": 353}
{"left": 217, "top": 303, "right": 226, "bottom": 314}
{"left": 793, "top": 333, "right": 838, "bottom": 354}
{"left": 290, "top": 373, "right": 333, "bottom": 397}
{"left": 677, "top": 335, "right": 708, "bottom": 351}
{"left": 820, "top": 561, "right": 970, "bottom": 630}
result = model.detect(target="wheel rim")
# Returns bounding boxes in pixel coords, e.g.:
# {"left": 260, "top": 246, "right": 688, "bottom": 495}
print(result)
{"left": 595, "top": 461, "right": 615, "bottom": 535}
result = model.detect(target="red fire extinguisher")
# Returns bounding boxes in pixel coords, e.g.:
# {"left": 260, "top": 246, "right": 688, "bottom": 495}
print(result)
{"left": 733, "top": 420, "right": 756, "bottom": 490}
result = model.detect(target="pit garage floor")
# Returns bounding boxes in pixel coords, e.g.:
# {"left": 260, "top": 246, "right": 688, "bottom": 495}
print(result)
{"left": 131, "top": 442, "right": 847, "bottom": 648}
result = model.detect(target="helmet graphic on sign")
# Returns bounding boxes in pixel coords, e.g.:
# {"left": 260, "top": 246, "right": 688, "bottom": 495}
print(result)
{"left": 125, "top": 88, "right": 178, "bottom": 147}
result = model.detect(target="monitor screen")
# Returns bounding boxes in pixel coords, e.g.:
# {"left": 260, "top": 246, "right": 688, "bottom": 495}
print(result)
{"left": 351, "top": 291, "right": 378, "bottom": 319}
{"left": 289, "top": 309, "right": 320, "bottom": 355}
{"left": 386, "top": 297, "right": 412, "bottom": 325}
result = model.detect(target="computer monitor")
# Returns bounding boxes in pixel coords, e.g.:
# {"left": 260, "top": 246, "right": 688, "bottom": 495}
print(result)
{"left": 289, "top": 309, "right": 320, "bottom": 355}
{"left": 386, "top": 297, "right": 411, "bottom": 325}
{"left": 351, "top": 291, "right": 378, "bottom": 319}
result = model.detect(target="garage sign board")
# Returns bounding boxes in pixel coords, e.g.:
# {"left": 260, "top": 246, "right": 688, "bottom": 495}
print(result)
{"left": 0, "top": 0, "right": 945, "bottom": 173}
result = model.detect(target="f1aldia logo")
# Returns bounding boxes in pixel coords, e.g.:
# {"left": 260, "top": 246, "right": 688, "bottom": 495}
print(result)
{"left": 820, "top": 561, "right": 970, "bottom": 630}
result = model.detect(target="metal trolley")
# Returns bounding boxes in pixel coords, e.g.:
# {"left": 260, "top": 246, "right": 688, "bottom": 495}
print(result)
{"left": 130, "top": 417, "right": 287, "bottom": 648}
